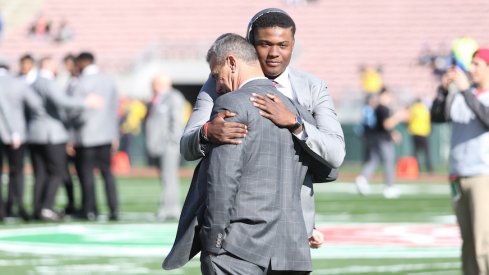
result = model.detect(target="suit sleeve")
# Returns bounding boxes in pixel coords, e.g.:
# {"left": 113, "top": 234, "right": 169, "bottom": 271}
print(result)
{"left": 46, "top": 80, "right": 87, "bottom": 110}
{"left": 0, "top": 98, "right": 13, "bottom": 138}
{"left": 462, "top": 91, "right": 489, "bottom": 128}
{"left": 180, "top": 75, "right": 217, "bottom": 161}
{"left": 200, "top": 95, "right": 245, "bottom": 254}
{"left": 301, "top": 80, "right": 345, "bottom": 168}
{"left": 170, "top": 92, "right": 185, "bottom": 144}
{"left": 22, "top": 83, "right": 45, "bottom": 118}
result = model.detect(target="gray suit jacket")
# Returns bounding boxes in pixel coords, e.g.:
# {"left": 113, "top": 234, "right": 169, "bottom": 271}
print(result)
{"left": 28, "top": 74, "right": 87, "bottom": 144}
{"left": 145, "top": 89, "right": 185, "bottom": 157}
{"left": 201, "top": 79, "right": 312, "bottom": 270}
{"left": 71, "top": 70, "right": 119, "bottom": 147}
{"left": 0, "top": 72, "right": 44, "bottom": 144}
{"left": 163, "top": 80, "right": 316, "bottom": 271}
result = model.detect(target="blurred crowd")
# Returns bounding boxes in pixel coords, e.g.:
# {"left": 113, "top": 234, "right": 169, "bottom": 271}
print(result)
{"left": 0, "top": 52, "right": 188, "bottom": 223}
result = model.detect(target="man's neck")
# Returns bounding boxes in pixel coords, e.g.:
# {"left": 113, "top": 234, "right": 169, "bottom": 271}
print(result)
{"left": 478, "top": 79, "right": 489, "bottom": 91}
{"left": 237, "top": 64, "right": 266, "bottom": 88}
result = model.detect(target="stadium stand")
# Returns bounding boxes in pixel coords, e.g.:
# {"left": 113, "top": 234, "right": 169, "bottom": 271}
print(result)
{"left": 1, "top": 0, "right": 489, "bottom": 116}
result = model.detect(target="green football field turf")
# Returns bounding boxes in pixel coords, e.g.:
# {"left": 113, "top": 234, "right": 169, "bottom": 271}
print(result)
{"left": 0, "top": 168, "right": 462, "bottom": 274}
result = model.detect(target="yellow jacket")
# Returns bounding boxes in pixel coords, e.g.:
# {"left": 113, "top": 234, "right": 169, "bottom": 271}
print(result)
{"left": 408, "top": 102, "right": 431, "bottom": 137}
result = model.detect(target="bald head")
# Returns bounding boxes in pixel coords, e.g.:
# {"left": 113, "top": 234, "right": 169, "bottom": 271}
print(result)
{"left": 152, "top": 73, "right": 172, "bottom": 95}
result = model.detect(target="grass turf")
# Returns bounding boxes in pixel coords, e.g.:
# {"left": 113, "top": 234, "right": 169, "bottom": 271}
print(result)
{"left": 0, "top": 166, "right": 461, "bottom": 274}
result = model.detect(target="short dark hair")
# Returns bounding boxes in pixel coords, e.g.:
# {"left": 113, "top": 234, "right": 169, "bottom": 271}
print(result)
{"left": 249, "top": 12, "right": 296, "bottom": 45}
{"left": 63, "top": 53, "right": 76, "bottom": 63}
{"left": 19, "top": 54, "right": 34, "bottom": 63}
{"left": 0, "top": 62, "right": 9, "bottom": 70}
{"left": 76, "top": 52, "right": 95, "bottom": 63}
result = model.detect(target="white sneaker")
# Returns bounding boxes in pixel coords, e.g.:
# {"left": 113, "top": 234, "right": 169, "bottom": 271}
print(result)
{"left": 355, "top": 176, "right": 371, "bottom": 195}
{"left": 383, "top": 186, "right": 401, "bottom": 199}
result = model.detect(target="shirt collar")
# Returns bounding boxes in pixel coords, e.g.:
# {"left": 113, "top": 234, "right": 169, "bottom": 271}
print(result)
{"left": 0, "top": 68, "right": 7, "bottom": 76}
{"left": 239, "top": 76, "right": 268, "bottom": 89}
{"left": 82, "top": 64, "right": 99, "bottom": 76}
{"left": 271, "top": 67, "right": 291, "bottom": 88}
{"left": 39, "top": 69, "right": 55, "bottom": 79}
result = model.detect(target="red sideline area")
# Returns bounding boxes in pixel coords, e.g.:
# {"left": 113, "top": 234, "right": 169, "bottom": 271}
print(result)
{"left": 317, "top": 224, "right": 461, "bottom": 247}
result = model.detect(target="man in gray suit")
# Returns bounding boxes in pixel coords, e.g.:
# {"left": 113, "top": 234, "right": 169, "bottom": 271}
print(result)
{"left": 28, "top": 56, "right": 102, "bottom": 221}
{"left": 200, "top": 33, "right": 311, "bottom": 274}
{"left": 145, "top": 73, "right": 185, "bottom": 221}
{"left": 0, "top": 61, "right": 44, "bottom": 221}
{"left": 164, "top": 8, "right": 345, "bottom": 270}
{"left": 71, "top": 52, "right": 120, "bottom": 221}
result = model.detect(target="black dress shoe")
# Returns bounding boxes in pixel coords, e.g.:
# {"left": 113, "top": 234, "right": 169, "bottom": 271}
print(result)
{"left": 108, "top": 213, "right": 119, "bottom": 221}
{"left": 19, "top": 209, "right": 31, "bottom": 222}
{"left": 64, "top": 206, "right": 77, "bottom": 216}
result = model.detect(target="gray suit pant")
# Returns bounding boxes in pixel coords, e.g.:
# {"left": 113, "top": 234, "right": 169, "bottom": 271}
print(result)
{"left": 200, "top": 250, "right": 311, "bottom": 275}
{"left": 200, "top": 250, "right": 266, "bottom": 275}
{"left": 360, "top": 138, "right": 395, "bottom": 187}
{"left": 157, "top": 146, "right": 180, "bottom": 218}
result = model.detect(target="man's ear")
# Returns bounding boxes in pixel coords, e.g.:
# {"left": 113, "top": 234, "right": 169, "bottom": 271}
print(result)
{"left": 227, "top": 55, "right": 237, "bottom": 73}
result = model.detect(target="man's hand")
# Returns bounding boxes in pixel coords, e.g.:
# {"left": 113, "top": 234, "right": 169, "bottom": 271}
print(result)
{"left": 66, "top": 143, "right": 76, "bottom": 157}
{"left": 84, "top": 93, "right": 105, "bottom": 109}
{"left": 250, "top": 93, "right": 297, "bottom": 129}
{"left": 11, "top": 134, "right": 21, "bottom": 150}
{"left": 309, "top": 228, "right": 325, "bottom": 249}
{"left": 207, "top": 110, "right": 247, "bottom": 144}
{"left": 111, "top": 139, "right": 119, "bottom": 153}
{"left": 442, "top": 67, "right": 471, "bottom": 91}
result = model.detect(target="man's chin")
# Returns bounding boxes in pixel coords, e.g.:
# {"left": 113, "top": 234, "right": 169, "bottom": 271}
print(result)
{"left": 264, "top": 69, "right": 284, "bottom": 79}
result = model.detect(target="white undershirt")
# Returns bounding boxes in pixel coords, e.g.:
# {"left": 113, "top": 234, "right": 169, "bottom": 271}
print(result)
{"left": 272, "top": 67, "right": 306, "bottom": 139}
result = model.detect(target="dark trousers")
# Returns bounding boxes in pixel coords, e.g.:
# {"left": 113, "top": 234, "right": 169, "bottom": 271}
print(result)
{"left": 74, "top": 144, "right": 118, "bottom": 217}
{"left": 412, "top": 135, "right": 433, "bottom": 172}
{"left": 30, "top": 143, "right": 66, "bottom": 217}
{"left": 0, "top": 143, "right": 27, "bottom": 216}
{"left": 62, "top": 155, "right": 76, "bottom": 210}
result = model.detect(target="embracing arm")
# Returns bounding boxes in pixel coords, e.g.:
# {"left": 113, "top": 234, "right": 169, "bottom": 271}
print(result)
{"left": 180, "top": 76, "right": 216, "bottom": 161}
{"left": 250, "top": 81, "right": 344, "bottom": 168}
{"left": 180, "top": 75, "right": 247, "bottom": 161}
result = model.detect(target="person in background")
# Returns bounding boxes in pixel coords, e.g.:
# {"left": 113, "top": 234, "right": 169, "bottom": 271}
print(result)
{"left": 71, "top": 52, "right": 119, "bottom": 221}
{"left": 144, "top": 73, "right": 185, "bottom": 221}
{"left": 28, "top": 56, "right": 102, "bottom": 221}
{"left": 431, "top": 48, "right": 489, "bottom": 275}
{"left": 18, "top": 54, "right": 38, "bottom": 85}
{"left": 407, "top": 98, "right": 433, "bottom": 173}
{"left": 356, "top": 93, "right": 379, "bottom": 162}
{"left": 355, "top": 86, "right": 407, "bottom": 199}
{"left": 28, "top": 13, "right": 51, "bottom": 39}
{"left": 0, "top": 60, "right": 44, "bottom": 221}
{"left": 0, "top": 10, "right": 4, "bottom": 43}
{"left": 60, "top": 53, "right": 80, "bottom": 215}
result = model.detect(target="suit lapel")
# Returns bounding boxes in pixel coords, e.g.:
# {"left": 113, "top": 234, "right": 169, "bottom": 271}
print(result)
{"left": 289, "top": 68, "right": 310, "bottom": 111}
